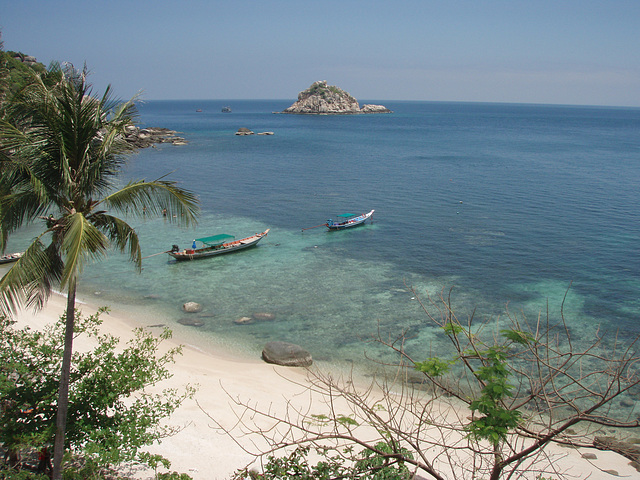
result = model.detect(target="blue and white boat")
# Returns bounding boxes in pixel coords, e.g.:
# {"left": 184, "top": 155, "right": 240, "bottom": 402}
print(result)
{"left": 326, "top": 210, "right": 375, "bottom": 230}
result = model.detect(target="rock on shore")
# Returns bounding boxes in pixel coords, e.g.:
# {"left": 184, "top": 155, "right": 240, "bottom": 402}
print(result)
{"left": 262, "top": 341, "right": 313, "bottom": 367}
{"left": 124, "top": 126, "right": 188, "bottom": 147}
{"left": 280, "top": 81, "right": 391, "bottom": 115}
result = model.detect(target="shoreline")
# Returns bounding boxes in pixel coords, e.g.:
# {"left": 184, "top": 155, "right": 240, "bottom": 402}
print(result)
{"left": 13, "top": 292, "right": 638, "bottom": 479}
{"left": 14, "top": 292, "right": 314, "bottom": 479}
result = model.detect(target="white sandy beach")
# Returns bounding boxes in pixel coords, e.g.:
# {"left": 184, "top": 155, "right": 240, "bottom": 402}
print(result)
{"left": 13, "top": 293, "right": 639, "bottom": 480}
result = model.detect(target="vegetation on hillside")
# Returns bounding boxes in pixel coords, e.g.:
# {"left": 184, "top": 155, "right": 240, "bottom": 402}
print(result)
{"left": 303, "top": 81, "right": 355, "bottom": 101}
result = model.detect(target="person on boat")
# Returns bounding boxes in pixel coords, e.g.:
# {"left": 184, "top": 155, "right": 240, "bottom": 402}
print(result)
{"left": 192, "top": 240, "right": 197, "bottom": 249}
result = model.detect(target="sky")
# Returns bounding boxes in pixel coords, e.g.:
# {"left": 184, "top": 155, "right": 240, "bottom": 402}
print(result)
{"left": 2, "top": 0, "right": 639, "bottom": 106}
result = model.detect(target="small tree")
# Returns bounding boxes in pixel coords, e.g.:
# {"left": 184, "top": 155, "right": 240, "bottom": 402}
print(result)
{"left": 0, "top": 308, "right": 194, "bottom": 476}
{"left": 212, "top": 287, "right": 640, "bottom": 479}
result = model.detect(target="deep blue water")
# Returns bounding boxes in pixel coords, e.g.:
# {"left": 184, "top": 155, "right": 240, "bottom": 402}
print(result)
{"left": 10, "top": 100, "right": 640, "bottom": 370}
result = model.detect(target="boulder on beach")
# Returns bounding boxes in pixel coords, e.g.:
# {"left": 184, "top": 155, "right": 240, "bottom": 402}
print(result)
{"left": 182, "top": 302, "right": 203, "bottom": 313}
{"left": 262, "top": 341, "right": 313, "bottom": 367}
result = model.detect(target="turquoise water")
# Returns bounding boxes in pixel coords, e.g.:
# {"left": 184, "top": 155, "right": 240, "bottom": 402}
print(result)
{"left": 7, "top": 100, "right": 640, "bottom": 371}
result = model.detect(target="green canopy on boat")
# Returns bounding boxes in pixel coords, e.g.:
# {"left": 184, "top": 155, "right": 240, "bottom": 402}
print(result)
{"left": 337, "top": 213, "right": 356, "bottom": 218}
{"left": 195, "top": 234, "right": 235, "bottom": 245}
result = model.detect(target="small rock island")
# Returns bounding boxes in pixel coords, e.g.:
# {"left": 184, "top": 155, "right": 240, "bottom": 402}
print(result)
{"left": 279, "top": 81, "right": 391, "bottom": 115}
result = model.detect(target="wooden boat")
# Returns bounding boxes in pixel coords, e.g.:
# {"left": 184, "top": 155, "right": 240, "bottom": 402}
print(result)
{"left": 326, "top": 210, "right": 375, "bottom": 230}
{"left": 0, "top": 252, "right": 23, "bottom": 264}
{"left": 168, "top": 229, "right": 269, "bottom": 261}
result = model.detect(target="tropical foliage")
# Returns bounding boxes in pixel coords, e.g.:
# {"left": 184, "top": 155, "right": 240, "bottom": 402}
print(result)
{"left": 0, "top": 308, "right": 194, "bottom": 477}
{"left": 0, "top": 50, "right": 46, "bottom": 104}
{"left": 0, "top": 61, "right": 199, "bottom": 479}
{"left": 233, "top": 442, "right": 412, "bottom": 480}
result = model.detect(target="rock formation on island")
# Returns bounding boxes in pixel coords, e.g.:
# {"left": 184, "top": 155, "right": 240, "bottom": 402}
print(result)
{"left": 280, "top": 81, "right": 391, "bottom": 115}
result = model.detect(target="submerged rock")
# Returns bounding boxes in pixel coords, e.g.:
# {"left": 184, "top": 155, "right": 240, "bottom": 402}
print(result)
{"left": 234, "top": 316, "right": 253, "bottom": 325}
{"left": 178, "top": 317, "right": 204, "bottom": 327}
{"left": 262, "top": 341, "right": 312, "bottom": 367}
{"left": 252, "top": 312, "right": 276, "bottom": 321}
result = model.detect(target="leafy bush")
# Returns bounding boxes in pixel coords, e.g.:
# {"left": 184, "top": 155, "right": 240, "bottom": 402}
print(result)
{"left": 0, "top": 309, "right": 194, "bottom": 475}
{"left": 233, "top": 441, "right": 412, "bottom": 480}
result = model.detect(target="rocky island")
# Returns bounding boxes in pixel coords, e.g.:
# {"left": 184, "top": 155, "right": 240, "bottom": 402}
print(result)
{"left": 279, "top": 81, "right": 391, "bottom": 115}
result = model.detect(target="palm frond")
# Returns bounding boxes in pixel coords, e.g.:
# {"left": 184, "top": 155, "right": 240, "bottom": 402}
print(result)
{"left": 60, "top": 212, "right": 109, "bottom": 287}
{"left": 1, "top": 66, "right": 200, "bottom": 318}
{"left": 0, "top": 190, "right": 53, "bottom": 244}
{"left": 90, "top": 213, "right": 142, "bottom": 271}
{"left": 0, "top": 235, "right": 63, "bottom": 316}
{"left": 101, "top": 179, "right": 199, "bottom": 227}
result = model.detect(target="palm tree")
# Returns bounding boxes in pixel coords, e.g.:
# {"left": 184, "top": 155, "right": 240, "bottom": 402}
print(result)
{"left": 0, "top": 64, "right": 199, "bottom": 479}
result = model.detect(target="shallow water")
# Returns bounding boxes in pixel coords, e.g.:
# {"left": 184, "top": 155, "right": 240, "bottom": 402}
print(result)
{"left": 7, "top": 100, "right": 640, "bottom": 373}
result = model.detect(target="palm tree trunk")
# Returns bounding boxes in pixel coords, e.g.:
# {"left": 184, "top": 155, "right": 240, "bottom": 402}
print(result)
{"left": 52, "top": 278, "right": 77, "bottom": 480}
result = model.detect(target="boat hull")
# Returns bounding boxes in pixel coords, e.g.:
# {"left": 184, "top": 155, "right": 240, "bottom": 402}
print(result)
{"left": 0, "top": 252, "right": 23, "bottom": 264}
{"left": 326, "top": 210, "right": 375, "bottom": 230}
{"left": 168, "top": 230, "right": 269, "bottom": 261}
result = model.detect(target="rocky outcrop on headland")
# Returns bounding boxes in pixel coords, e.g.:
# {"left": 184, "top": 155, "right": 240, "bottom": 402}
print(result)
{"left": 5, "top": 51, "right": 186, "bottom": 148}
{"left": 279, "top": 81, "right": 391, "bottom": 115}
{"left": 11, "top": 53, "right": 39, "bottom": 66}
{"left": 124, "top": 126, "right": 188, "bottom": 147}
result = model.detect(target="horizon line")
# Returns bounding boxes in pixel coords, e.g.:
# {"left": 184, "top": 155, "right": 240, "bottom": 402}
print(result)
{"left": 134, "top": 98, "right": 640, "bottom": 110}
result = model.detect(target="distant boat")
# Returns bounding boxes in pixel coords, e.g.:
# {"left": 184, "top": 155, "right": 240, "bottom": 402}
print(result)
{"left": 196, "top": 109, "right": 202, "bottom": 112}
{"left": 0, "top": 252, "right": 23, "bottom": 264}
{"left": 168, "top": 229, "right": 269, "bottom": 261}
{"left": 301, "top": 210, "right": 376, "bottom": 232}
{"left": 221, "top": 106, "right": 232, "bottom": 113}
{"left": 326, "top": 210, "right": 375, "bottom": 230}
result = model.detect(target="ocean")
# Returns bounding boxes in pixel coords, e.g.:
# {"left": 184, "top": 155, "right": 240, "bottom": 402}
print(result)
{"left": 8, "top": 100, "right": 640, "bottom": 372}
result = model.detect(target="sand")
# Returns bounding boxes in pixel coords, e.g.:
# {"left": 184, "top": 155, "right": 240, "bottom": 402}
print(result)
{"left": 13, "top": 293, "right": 638, "bottom": 480}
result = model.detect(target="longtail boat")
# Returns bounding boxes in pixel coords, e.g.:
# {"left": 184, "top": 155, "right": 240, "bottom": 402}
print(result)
{"left": 0, "top": 252, "right": 23, "bottom": 265}
{"left": 326, "top": 210, "right": 375, "bottom": 230}
{"left": 168, "top": 229, "right": 269, "bottom": 261}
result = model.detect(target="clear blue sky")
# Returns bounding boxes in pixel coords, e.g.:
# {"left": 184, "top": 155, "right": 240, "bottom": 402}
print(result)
{"left": 2, "top": 0, "right": 639, "bottom": 106}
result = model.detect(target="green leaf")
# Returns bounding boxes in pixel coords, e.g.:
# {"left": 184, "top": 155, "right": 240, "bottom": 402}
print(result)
{"left": 443, "top": 322, "right": 464, "bottom": 336}
{"left": 415, "top": 357, "right": 452, "bottom": 377}
{"left": 500, "top": 329, "right": 535, "bottom": 345}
